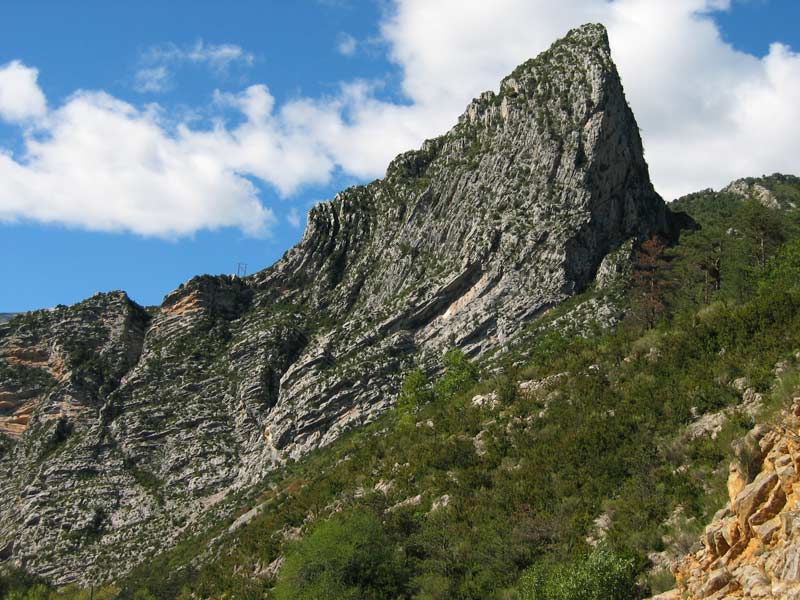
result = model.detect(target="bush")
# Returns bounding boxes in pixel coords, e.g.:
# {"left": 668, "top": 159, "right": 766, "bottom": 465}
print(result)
{"left": 760, "top": 238, "right": 800, "bottom": 295}
{"left": 273, "top": 509, "right": 405, "bottom": 600}
{"left": 0, "top": 570, "right": 48, "bottom": 600}
{"left": 434, "top": 348, "right": 479, "bottom": 401}
{"left": 518, "top": 547, "right": 637, "bottom": 600}
{"left": 397, "top": 368, "right": 433, "bottom": 413}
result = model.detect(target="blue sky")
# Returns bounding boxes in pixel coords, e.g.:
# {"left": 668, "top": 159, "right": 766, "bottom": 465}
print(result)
{"left": 0, "top": 0, "right": 798, "bottom": 312}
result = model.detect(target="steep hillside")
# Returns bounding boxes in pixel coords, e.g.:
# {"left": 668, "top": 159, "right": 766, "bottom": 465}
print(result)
{"left": 7, "top": 173, "right": 796, "bottom": 600}
{"left": 0, "top": 23, "right": 676, "bottom": 585}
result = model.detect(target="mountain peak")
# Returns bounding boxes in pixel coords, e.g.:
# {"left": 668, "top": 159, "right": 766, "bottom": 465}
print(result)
{"left": 502, "top": 22, "right": 612, "bottom": 85}
{"left": 565, "top": 22, "right": 610, "bottom": 47}
{"left": 0, "top": 23, "right": 679, "bottom": 585}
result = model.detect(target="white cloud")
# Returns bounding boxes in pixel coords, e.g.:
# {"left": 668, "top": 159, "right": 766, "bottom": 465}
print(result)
{"left": 143, "top": 40, "right": 254, "bottom": 71}
{"left": 134, "top": 66, "right": 171, "bottom": 93}
{"left": 373, "top": 0, "right": 800, "bottom": 200}
{"left": 1, "top": 1, "right": 799, "bottom": 238}
{"left": 287, "top": 207, "right": 302, "bottom": 228}
{"left": 135, "top": 40, "right": 254, "bottom": 94}
{"left": 337, "top": 33, "right": 358, "bottom": 56}
{"left": 0, "top": 61, "right": 47, "bottom": 123}
{"left": 0, "top": 87, "right": 275, "bottom": 237}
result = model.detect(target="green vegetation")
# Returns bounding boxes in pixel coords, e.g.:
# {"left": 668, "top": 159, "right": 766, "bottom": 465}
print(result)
{"left": 518, "top": 547, "right": 636, "bottom": 600}
{"left": 273, "top": 510, "right": 405, "bottom": 600}
{"left": 432, "top": 348, "right": 479, "bottom": 400}
{"left": 0, "top": 362, "right": 56, "bottom": 389}
{"left": 5, "top": 177, "right": 800, "bottom": 599}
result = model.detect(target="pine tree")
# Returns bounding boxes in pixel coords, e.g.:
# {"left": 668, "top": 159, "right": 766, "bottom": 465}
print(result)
{"left": 738, "top": 200, "right": 785, "bottom": 269}
{"left": 629, "top": 237, "right": 671, "bottom": 329}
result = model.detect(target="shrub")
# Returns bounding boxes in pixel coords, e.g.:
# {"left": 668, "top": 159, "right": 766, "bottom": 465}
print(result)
{"left": 273, "top": 509, "right": 405, "bottom": 600}
{"left": 760, "top": 238, "right": 800, "bottom": 295}
{"left": 397, "top": 368, "right": 433, "bottom": 413}
{"left": 517, "top": 547, "right": 637, "bottom": 600}
{"left": 434, "top": 348, "right": 479, "bottom": 401}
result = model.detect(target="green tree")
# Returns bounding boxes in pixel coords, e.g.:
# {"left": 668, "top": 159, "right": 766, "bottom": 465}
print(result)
{"left": 273, "top": 510, "right": 405, "bottom": 600}
{"left": 738, "top": 200, "right": 785, "bottom": 269}
{"left": 397, "top": 368, "right": 433, "bottom": 413}
{"left": 629, "top": 237, "right": 671, "bottom": 329}
{"left": 760, "top": 238, "right": 800, "bottom": 294}
{"left": 5, "top": 584, "right": 50, "bottom": 600}
{"left": 0, "top": 570, "right": 50, "bottom": 600}
{"left": 696, "top": 244, "right": 722, "bottom": 305}
{"left": 518, "top": 547, "right": 637, "bottom": 600}
{"left": 433, "top": 348, "right": 479, "bottom": 400}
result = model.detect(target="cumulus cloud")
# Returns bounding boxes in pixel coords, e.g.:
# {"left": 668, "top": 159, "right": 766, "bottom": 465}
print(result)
{"left": 0, "top": 61, "right": 47, "bottom": 122}
{"left": 375, "top": 0, "right": 800, "bottom": 200}
{"left": 0, "top": 86, "right": 275, "bottom": 237}
{"left": 1, "top": 0, "right": 799, "bottom": 238}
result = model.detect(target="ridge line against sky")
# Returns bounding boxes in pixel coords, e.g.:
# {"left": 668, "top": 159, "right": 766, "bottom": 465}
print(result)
{"left": 0, "top": 0, "right": 798, "bottom": 311}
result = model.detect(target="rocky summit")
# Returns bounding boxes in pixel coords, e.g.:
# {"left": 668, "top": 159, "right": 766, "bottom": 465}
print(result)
{"left": 0, "top": 23, "right": 677, "bottom": 584}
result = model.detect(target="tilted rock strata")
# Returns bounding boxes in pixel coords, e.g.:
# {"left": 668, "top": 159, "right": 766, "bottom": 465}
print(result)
{"left": 0, "top": 23, "right": 676, "bottom": 584}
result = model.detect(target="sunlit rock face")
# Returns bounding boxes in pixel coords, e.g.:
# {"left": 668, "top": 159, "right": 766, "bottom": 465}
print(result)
{"left": 0, "top": 23, "right": 674, "bottom": 584}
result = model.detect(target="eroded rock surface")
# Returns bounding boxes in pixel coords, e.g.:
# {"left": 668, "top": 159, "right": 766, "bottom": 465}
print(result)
{"left": 722, "top": 174, "right": 800, "bottom": 211}
{"left": 672, "top": 400, "right": 800, "bottom": 599}
{"left": 0, "top": 23, "right": 677, "bottom": 584}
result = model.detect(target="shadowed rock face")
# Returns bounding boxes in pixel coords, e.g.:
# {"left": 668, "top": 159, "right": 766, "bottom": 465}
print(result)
{"left": 0, "top": 23, "right": 675, "bottom": 584}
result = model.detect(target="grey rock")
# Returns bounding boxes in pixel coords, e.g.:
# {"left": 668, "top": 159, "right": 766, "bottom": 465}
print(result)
{"left": 700, "top": 568, "right": 732, "bottom": 597}
{"left": 0, "top": 23, "right": 679, "bottom": 584}
{"left": 724, "top": 179, "right": 781, "bottom": 209}
{"left": 783, "top": 547, "right": 800, "bottom": 582}
{"left": 722, "top": 174, "right": 800, "bottom": 211}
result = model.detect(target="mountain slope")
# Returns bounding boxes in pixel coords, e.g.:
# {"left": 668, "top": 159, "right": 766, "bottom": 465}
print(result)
{"left": 28, "top": 177, "right": 796, "bottom": 600}
{"left": 0, "top": 23, "right": 676, "bottom": 584}
{"left": 99, "top": 174, "right": 798, "bottom": 600}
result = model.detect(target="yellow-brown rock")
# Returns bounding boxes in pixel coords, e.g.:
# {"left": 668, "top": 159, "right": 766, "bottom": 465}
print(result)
{"left": 672, "top": 402, "right": 800, "bottom": 598}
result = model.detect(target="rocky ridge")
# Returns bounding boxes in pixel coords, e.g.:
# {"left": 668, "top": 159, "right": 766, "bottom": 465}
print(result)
{"left": 0, "top": 23, "right": 678, "bottom": 584}
{"left": 723, "top": 174, "right": 800, "bottom": 211}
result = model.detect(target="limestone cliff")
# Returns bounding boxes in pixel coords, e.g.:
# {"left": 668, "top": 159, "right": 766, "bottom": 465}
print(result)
{"left": 0, "top": 23, "right": 676, "bottom": 584}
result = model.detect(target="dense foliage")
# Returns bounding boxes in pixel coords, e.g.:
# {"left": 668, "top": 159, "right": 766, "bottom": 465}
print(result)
{"left": 517, "top": 547, "right": 637, "bottom": 600}
{"left": 273, "top": 510, "right": 405, "bottom": 600}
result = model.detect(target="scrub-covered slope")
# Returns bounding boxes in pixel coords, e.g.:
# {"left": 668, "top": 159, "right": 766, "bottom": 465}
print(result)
{"left": 0, "top": 23, "right": 674, "bottom": 584}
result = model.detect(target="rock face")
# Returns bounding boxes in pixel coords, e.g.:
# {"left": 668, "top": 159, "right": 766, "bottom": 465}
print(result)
{"left": 673, "top": 400, "right": 800, "bottom": 599}
{"left": 0, "top": 23, "right": 675, "bottom": 584}
{"left": 723, "top": 174, "right": 800, "bottom": 211}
